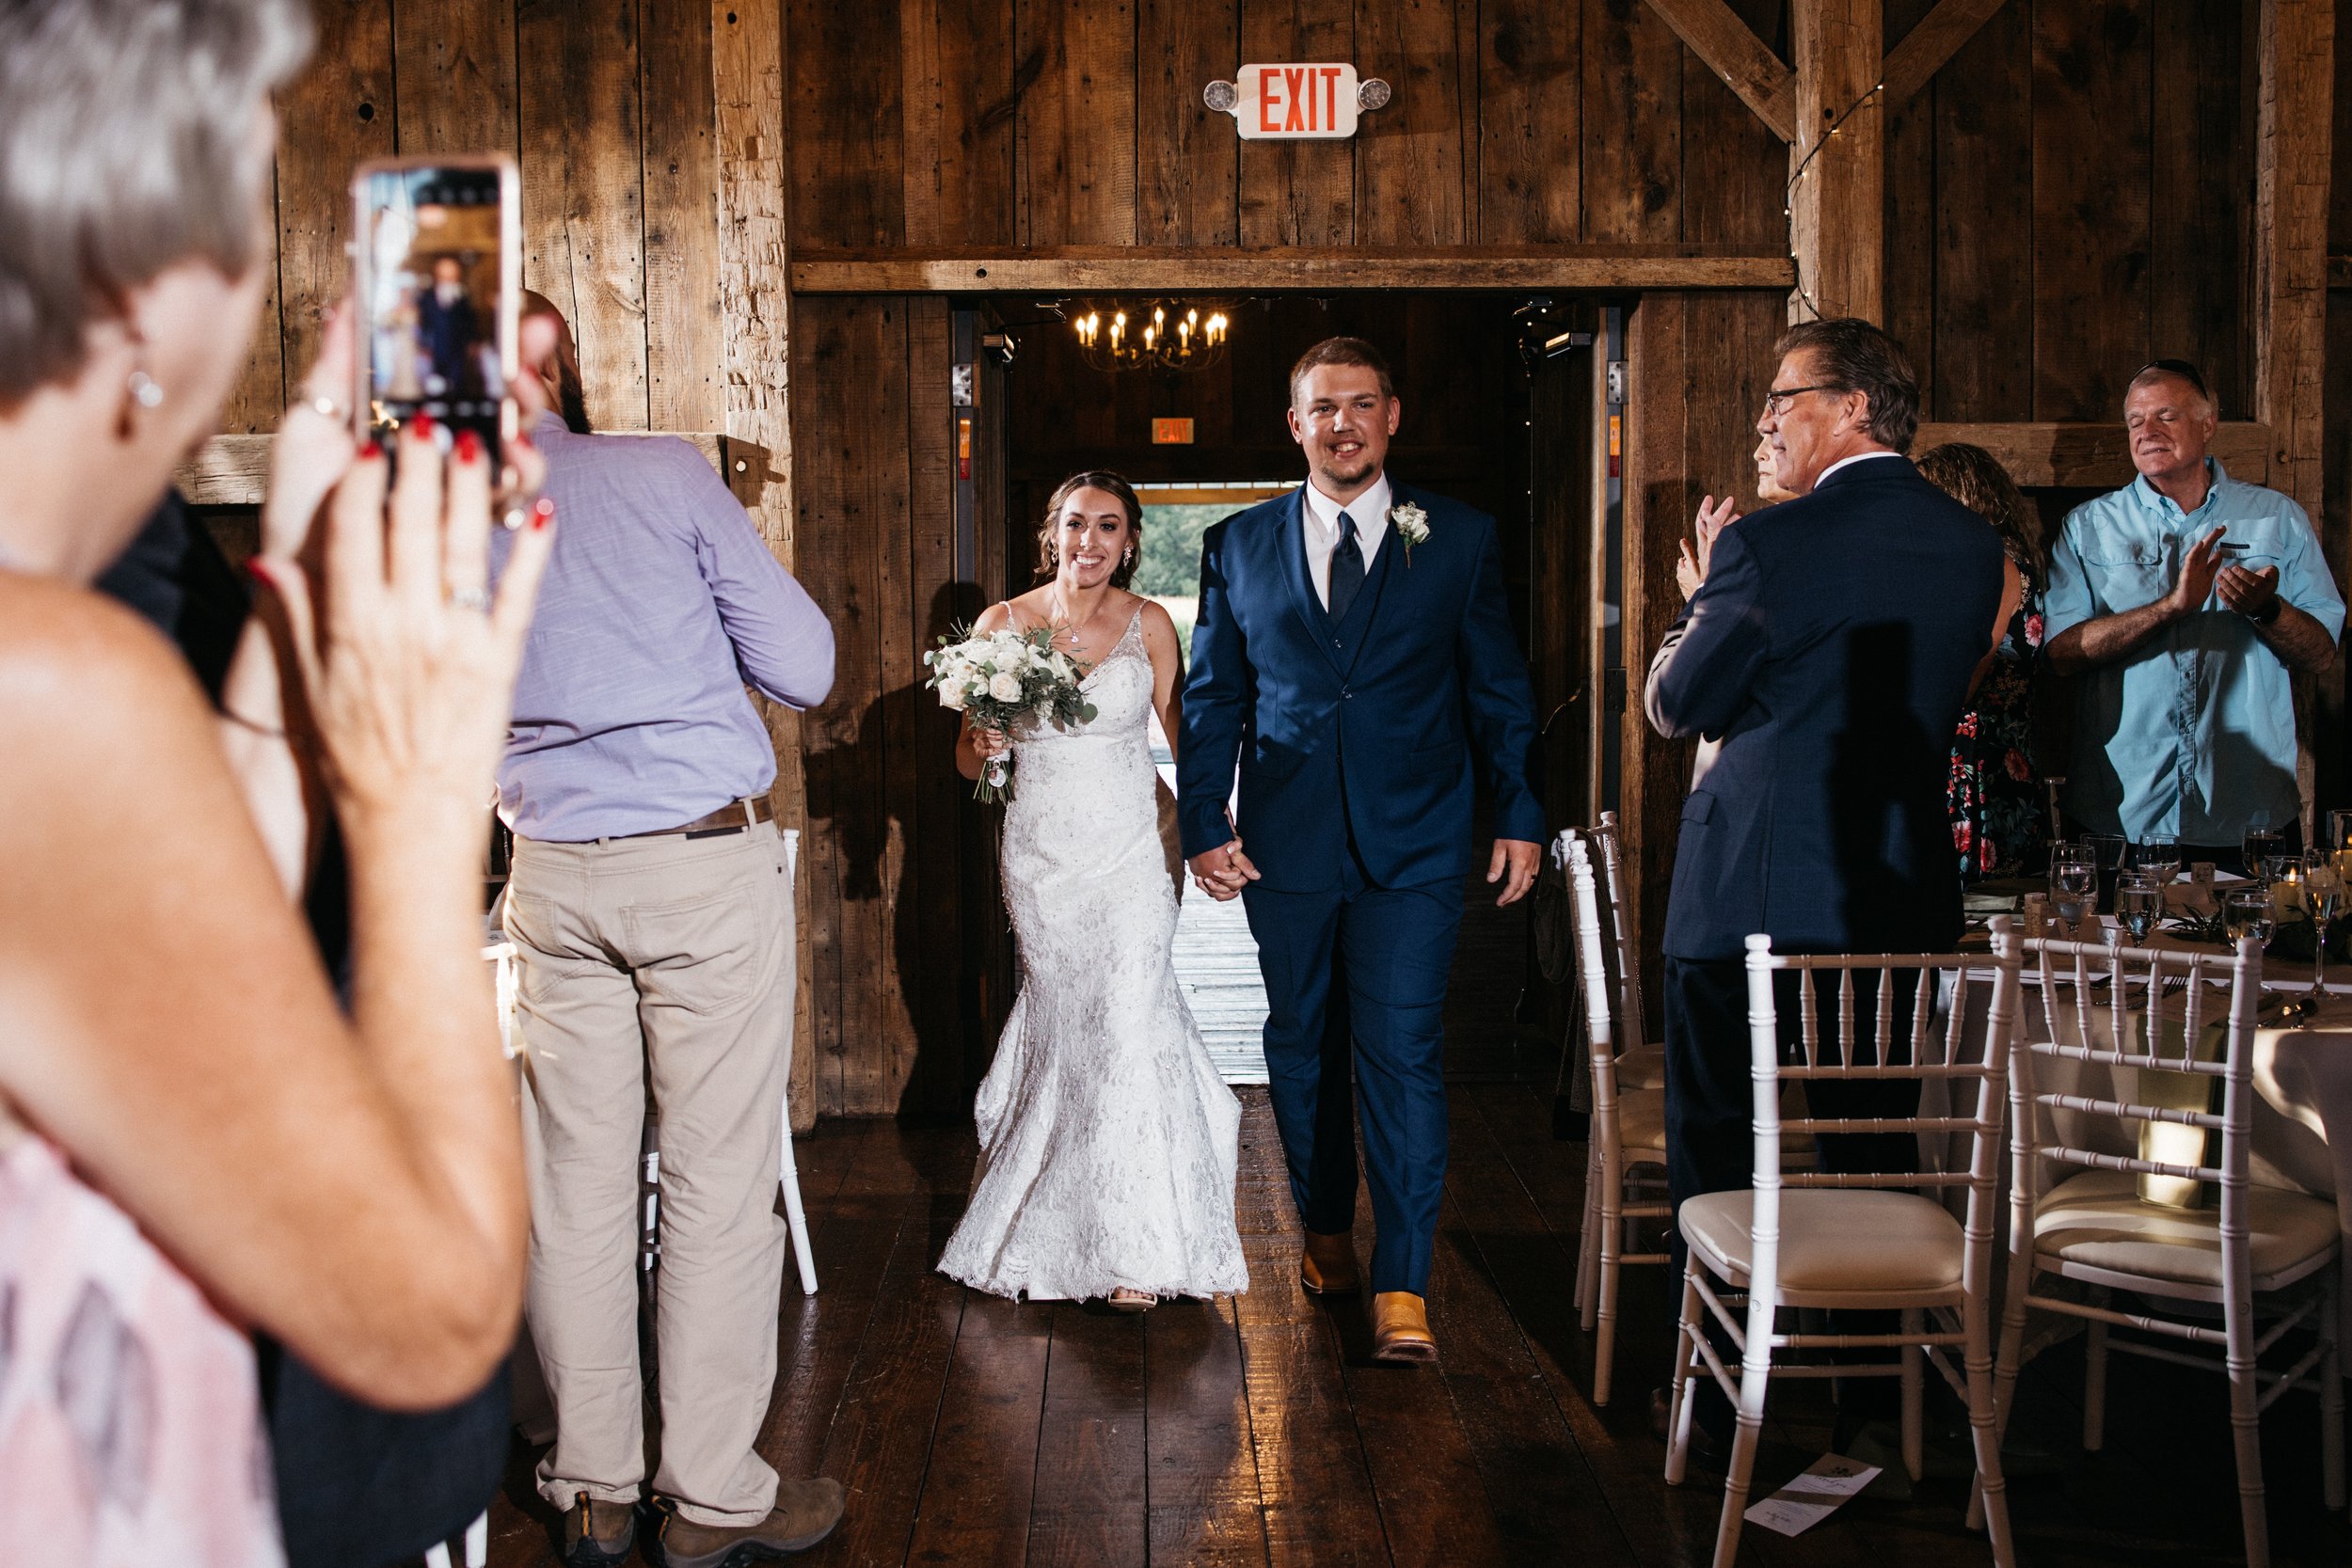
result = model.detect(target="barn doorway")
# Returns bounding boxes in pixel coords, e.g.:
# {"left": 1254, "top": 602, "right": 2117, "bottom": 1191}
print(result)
{"left": 992, "top": 292, "right": 1607, "bottom": 1085}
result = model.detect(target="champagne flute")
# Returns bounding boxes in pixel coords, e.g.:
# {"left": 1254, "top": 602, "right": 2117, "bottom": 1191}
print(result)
{"left": 2304, "top": 849, "right": 2343, "bottom": 1001}
{"left": 2117, "top": 877, "right": 2161, "bottom": 948}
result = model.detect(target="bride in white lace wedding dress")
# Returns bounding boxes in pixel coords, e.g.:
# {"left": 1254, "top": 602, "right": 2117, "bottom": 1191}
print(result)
{"left": 937, "top": 474, "right": 1247, "bottom": 1308}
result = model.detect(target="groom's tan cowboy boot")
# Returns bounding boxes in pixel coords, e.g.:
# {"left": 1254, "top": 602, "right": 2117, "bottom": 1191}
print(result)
{"left": 1299, "top": 1229, "right": 1361, "bottom": 1295}
{"left": 1371, "top": 1291, "right": 1438, "bottom": 1365}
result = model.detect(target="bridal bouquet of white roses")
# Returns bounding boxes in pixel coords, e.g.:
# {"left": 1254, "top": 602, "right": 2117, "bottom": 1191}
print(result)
{"left": 923, "top": 623, "right": 1097, "bottom": 801}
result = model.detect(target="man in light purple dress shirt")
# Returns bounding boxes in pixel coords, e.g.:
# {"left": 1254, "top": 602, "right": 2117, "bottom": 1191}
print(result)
{"left": 494, "top": 300, "right": 841, "bottom": 1568}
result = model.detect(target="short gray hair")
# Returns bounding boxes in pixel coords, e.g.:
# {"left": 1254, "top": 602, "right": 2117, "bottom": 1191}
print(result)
{"left": 0, "top": 0, "right": 313, "bottom": 404}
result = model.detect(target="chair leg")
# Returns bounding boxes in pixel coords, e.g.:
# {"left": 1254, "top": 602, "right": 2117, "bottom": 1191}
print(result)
{"left": 1594, "top": 1147, "right": 1624, "bottom": 1406}
{"left": 1664, "top": 1259, "right": 1704, "bottom": 1486}
{"left": 1972, "top": 1236, "right": 2037, "bottom": 1533}
{"left": 1578, "top": 1137, "right": 1603, "bottom": 1330}
{"left": 1900, "top": 1307, "right": 1925, "bottom": 1482}
{"left": 2322, "top": 1275, "right": 2344, "bottom": 1513}
{"left": 1712, "top": 1336, "right": 1772, "bottom": 1568}
{"left": 2082, "top": 1322, "right": 2107, "bottom": 1451}
{"left": 423, "top": 1545, "right": 452, "bottom": 1568}
{"left": 779, "top": 1110, "right": 818, "bottom": 1295}
{"left": 465, "top": 1510, "right": 488, "bottom": 1568}
{"left": 1963, "top": 1317, "right": 2016, "bottom": 1568}
{"left": 2225, "top": 1314, "right": 2271, "bottom": 1568}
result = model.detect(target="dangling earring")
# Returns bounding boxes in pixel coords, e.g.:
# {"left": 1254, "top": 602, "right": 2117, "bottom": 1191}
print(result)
{"left": 118, "top": 358, "right": 164, "bottom": 441}
{"left": 1122, "top": 547, "right": 1135, "bottom": 566}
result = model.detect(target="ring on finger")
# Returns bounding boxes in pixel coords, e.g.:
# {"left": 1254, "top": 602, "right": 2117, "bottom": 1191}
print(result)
{"left": 295, "top": 390, "right": 349, "bottom": 423}
{"left": 448, "top": 585, "right": 492, "bottom": 613}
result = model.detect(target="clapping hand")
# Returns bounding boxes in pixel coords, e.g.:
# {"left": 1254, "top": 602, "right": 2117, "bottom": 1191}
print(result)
{"left": 2168, "top": 525, "right": 2229, "bottom": 616}
{"left": 2217, "top": 561, "right": 2281, "bottom": 620}
{"left": 1676, "top": 495, "right": 1740, "bottom": 602}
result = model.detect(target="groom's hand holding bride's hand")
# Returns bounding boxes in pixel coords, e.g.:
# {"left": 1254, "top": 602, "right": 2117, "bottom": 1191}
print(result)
{"left": 1188, "top": 840, "right": 1260, "bottom": 902}
{"left": 1489, "top": 839, "right": 1540, "bottom": 907}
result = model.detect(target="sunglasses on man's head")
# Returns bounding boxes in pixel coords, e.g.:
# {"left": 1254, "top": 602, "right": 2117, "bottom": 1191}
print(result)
{"left": 2134, "top": 357, "right": 2211, "bottom": 399}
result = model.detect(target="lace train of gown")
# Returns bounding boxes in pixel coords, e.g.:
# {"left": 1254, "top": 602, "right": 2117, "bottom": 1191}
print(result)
{"left": 937, "top": 608, "right": 1248, "bottom": 1301}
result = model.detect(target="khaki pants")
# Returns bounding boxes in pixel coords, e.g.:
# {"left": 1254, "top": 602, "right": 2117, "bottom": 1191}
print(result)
{"left": 506, "top": 818, "right": 792, "bottom": 1527}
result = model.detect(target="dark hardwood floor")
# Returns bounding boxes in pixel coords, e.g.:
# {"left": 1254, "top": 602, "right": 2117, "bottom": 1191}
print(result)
{"left": 475, "top": 1075, "right": 2352, "bottom": 1567}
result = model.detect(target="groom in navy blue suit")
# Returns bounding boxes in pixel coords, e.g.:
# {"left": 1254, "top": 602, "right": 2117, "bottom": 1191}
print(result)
{"left": 1179, "top": 338, "right": 1544, "bottom": 1364}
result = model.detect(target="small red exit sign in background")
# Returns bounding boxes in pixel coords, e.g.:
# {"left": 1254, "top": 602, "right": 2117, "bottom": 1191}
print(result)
{"left": 1152, "top": 418, "right": 1196, "bottom": 445}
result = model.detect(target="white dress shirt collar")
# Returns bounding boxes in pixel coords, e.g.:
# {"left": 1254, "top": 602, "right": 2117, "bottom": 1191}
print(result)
{"left": 1814, "top": 449, "right": 1903, "bottom": 487}
{"left": 1300, "top": 472, "right": 1391, "bottom": 610}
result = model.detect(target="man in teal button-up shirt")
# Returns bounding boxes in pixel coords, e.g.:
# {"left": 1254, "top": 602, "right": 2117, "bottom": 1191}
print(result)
{"left": 2045, "top": 361, "right": 2342, "bottom": 860}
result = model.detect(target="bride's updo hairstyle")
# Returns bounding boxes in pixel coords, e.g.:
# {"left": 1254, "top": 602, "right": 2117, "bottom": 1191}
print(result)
{"left": 0, "top": 0, "right": 314, "bottom": 404}
{"left": 1036, "top": 468, "right": 1145, "bottom": 590}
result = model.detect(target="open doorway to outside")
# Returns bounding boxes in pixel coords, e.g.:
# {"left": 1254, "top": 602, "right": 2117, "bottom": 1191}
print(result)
{"left": 995, "top": 292, "right": 1600, "bottom": 1087}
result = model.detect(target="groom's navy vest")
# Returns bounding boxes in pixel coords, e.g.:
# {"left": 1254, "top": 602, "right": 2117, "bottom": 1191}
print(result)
{"left": 1178, "top": 483, "right": 1544, "bottom": 893}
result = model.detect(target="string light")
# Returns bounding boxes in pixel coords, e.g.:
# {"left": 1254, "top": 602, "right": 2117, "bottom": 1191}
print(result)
{"left": 1784, "top": 79, "right": 1885, "bottom": 321}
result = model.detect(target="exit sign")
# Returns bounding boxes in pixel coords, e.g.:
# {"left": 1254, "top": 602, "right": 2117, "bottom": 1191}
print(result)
{"left": 1206, "top": 64, "right": 1387, "bottom": 140}
{"left": 1152, "top": 418, "right": 1195, "bottom": 445}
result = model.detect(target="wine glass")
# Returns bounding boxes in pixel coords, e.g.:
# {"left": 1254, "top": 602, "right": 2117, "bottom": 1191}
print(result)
{"left": 2244, "top": 825, "right": 2285, "bottom": 879}
{"left": 2304, "top": 849, "right": 2343, "bottom": 1001}
{"left": 2087, "top": 833, "right": 2128, "bottom": 913}
{"left": 2225, "top": 886, "right": 2278, "bottom": 949}
{"left": 2137, "top": 832, "right": 2182, "bottom": 886}
{"left": 2050, "top": 843, "right": 2097, "bottom": 931}
{"left": 2116, "top": 875, "right": 2162, "bottom": 948}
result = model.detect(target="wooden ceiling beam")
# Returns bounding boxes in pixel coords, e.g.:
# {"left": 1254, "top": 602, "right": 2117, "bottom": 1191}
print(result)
{"left": 787, "top": 247, "right": 1797, "bottom": 293}
{"left": 1881, "top": 0, "right": 2010, "bottom": 107}
{"left": 1640, "top": 0, "right": 1797, "bottom": 142}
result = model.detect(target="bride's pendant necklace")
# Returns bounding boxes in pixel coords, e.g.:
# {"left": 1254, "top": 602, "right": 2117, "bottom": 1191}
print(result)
{"left": 1051, "top": 593, "right": 1095, "bottom": 657}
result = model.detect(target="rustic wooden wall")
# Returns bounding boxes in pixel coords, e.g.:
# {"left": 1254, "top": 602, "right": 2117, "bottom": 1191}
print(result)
{"left": 226, "top": 0, "right": 2298, "bottom": 1116}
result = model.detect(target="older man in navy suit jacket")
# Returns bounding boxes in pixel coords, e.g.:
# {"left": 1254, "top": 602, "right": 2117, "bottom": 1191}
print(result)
{"left": 1645, "top": 318, "right": 2004, "bottom": 1446}
{"left": 1181, "top": 338, "right": 1544, "bottom": 1364}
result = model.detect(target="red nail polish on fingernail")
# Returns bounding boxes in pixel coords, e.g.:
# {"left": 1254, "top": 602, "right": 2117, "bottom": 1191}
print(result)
{"left": 246, "top": 558, "right": 275, "bottom": 587}
{"left": 410, "top": 411, "right": 436, "bottom": 436}
{"left": 532, "top": 497, "right": 556, "bottom": 531}
{"left": 454, "top": 427, "right": 483, "bottom": 462}
{"left": 358, "top": 440, "right": 383, "bottom": 460}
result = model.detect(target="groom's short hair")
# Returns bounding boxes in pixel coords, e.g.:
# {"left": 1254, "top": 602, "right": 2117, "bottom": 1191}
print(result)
{"left": 1290, "top": 337, "right": 1396, "bottom": 405}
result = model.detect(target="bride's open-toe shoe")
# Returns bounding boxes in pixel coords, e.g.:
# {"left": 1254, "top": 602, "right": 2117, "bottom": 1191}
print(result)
{"left": 1107, "top": 1289, "right": 1157, "bottom": 1313}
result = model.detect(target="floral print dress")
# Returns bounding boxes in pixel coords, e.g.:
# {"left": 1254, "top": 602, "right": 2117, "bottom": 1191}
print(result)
{"left": 1948, "top": 583, "right": 2045, "bottom": 880}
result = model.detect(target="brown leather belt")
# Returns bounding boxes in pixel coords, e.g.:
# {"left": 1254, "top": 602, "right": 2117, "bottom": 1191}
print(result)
{"left": 620, "top": 797, "right": 772, "bottom": 840}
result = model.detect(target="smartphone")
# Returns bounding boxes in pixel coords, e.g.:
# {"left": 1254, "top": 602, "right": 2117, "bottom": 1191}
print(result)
{"left": 351, "top": 154, "right": 520, "bottom": 465}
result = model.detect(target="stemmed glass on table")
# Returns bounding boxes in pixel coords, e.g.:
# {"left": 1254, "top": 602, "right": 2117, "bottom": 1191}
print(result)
{"left": 2302, "top": 848, "right": 2343, "bottom": 1004}
{"left": 2116, "top": 872, "right": 2163, "bottom": 948}
{"left": 2049, "top": 841, "right": 2097, "bottom": 934}
{"left": 2225, "top": 885, "right": 2279, "bottom": 950}
{"left": 2245, "top": 825, "right": 2285, "bottom": 879}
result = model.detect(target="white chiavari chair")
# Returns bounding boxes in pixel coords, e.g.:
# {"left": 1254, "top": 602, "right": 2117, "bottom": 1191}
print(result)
{"left": 1572, "top": 817, "right": 1668, "bottom": 1337}
{"left": 1991, "top": 933, "right": 2342, "bottom": 1568}
{"left": 421, "top": 1512, "right": 488, "bottom": 1568}
{"left": 1559, "top": 830, "right": 1672, "bottom": 1405}
{"left": 1664, "top": 927, "right": 2021, "bottom": 1568}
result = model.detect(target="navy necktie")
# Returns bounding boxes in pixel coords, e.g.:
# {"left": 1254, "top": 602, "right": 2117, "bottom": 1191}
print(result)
{"left": 1328, "top": 509, "right": 1365, "bottom": 620}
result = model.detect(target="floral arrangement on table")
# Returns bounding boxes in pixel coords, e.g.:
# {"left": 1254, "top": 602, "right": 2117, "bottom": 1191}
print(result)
{"left": 923, "top": 623, "right": 1096, "bottom": 802}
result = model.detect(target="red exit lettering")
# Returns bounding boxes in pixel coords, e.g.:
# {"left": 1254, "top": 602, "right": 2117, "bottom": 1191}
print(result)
{"left": 1258, "top": 65, "right": 1281, "bottom": 134}
{"left": 1322, "top": 66, "right": 1342, "bottom": 129}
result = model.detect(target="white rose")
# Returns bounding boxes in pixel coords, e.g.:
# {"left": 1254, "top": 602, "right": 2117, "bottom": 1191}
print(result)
{"left": 988, "top": 671, "right": 1025, "bottom": 703}
{"left": 941, "top": 682, "right": 967, "bottom": 710}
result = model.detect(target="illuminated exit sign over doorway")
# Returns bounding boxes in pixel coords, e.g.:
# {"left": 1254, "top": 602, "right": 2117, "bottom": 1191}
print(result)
{"left": 1204, "top": 65, "right": 1391, "bottom": 140}
{"left": 1152, "top": 418, "right": 1195, "bottom": 445}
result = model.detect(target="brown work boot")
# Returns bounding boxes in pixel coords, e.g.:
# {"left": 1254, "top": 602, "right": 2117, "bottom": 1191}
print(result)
{"left": 1300, "top": 1228, "right": 1361, "bottom": 1295}
{"left": 562, "top": 1491, "right": 636, "bottom": 1568}
{"left": 646, "top": 1478, "right": 846, "bottom": 1567}
{"left": 1370, "top": 1291, "right": 1438, "bottom": 1365}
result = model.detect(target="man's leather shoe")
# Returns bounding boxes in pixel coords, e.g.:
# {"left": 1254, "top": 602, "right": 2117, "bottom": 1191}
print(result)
{"left": 1300, "top": 1229, "right": 1361, "bottom": 1295}
{"left": 562, "top": 1492, "right": 636, "bottom": 1568}
{"left": 1370, "top": 1291, "right": 1438, "bottom": 1364}
{"left": 645, "top": 1478, "right": 845, "bottom": 1567}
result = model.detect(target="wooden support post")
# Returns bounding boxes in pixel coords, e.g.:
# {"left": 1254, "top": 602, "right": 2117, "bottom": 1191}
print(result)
{"left": 712, "top": 0, "right": 816, "bottom": 1132}
{"left": 1788, "top": 0, "right": 1883, "bottom": 324}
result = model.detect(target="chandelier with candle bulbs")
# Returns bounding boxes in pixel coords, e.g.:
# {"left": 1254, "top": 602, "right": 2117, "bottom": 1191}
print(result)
{"left": 1072, "top": 300, "right": 1231, "bottom": 373}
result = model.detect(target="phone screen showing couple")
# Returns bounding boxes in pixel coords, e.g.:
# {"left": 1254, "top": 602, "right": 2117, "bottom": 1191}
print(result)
{"left": 358, "top": 162, "right": 515, "bottom": 464}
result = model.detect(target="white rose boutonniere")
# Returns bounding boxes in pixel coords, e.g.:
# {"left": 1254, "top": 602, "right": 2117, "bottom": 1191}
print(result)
{"left": 1391, "top": 501, "right": 1431, "bottom": 565}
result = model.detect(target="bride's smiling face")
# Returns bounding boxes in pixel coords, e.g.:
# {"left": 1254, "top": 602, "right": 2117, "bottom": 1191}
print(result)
{"left": 1055, "top": 486, "right": 1134, "bottom": 589}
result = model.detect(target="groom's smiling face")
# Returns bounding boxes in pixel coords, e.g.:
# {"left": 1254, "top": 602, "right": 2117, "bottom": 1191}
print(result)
{"left": 1289, "top": 363, "right": 1401, "bottom": 497}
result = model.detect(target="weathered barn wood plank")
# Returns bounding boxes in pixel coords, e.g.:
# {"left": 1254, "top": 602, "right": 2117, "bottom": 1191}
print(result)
{"left": 2029, "top": 0, "right": 2151, "bottom": 419}
{"left": 1581, "top": 0, "right": 1682, "bottom": 245}
{"left": 174, "top": 430, "right": 729, "bottom": 506}
{"left": 1237, "top": 0, "right": 1356, "bottom": 245}
{"left": 1018, "top": 0, "right": 1141, "bottom": 246}
{"left": 787, "top": 0, "right": 906, "bottom": 247}
{"left": 1353, "top": 0, "right": 1468, "bottom": 245}
{"left": 642, "top": 0, "right": 723, "bottom": 433}
{"left": 2255, "top": 0, "right": 2334, "bottom": 524}
{"left": 391, "top": 0, "right": 516, "bottom": 155}
{"left": 1882, "top": 0, "right": 1938, "bottom": 404}
{"left": 1639, "top": 0, "right": 1795, "bottom": 141}
{"left": 518, "top": 0, "right": 650, "bottom": 430}
{"left": 1139, "top": 0, "right": 1241, "bottom": 245}
{"left": 1788, "top": 0, "right": 1883, "bottom": 322}
{"left": 2150, "top": 2, "right": 2249, "bottom": 419}
{"left": 273, "top": 1, "right": 395, "bottom": 404}
{"left": 218, "top": 179, "right": 286, "bottom": 435}
{"left": 1882, "top": 0, "right": 2010, "bottom": 107}
{"left": 1678, "top": 0, "right": 1789, "bottom": 249}
{"left": 1929, "top": 0, "right": 2031, "bottom": 420}
{"left": 1476, "top": 0, "right": 1581, "bottom": 244}
{"left": 787, "top": 246, "right": 1797, "bottom": 292}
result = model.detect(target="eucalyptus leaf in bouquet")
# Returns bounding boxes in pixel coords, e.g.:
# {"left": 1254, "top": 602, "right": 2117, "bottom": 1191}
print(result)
{"left": 923, "top": 621, "right": 1098, "bottom": 801}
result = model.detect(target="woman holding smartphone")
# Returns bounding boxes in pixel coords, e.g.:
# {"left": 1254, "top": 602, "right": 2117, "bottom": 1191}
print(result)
{"left": 0, "top": 3, "right": 555, "bottom": 1562}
